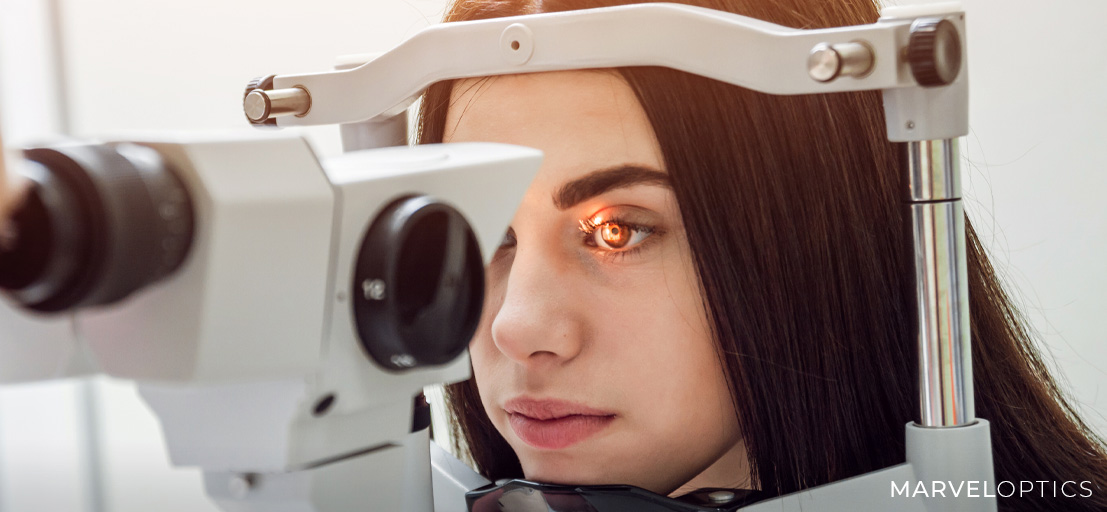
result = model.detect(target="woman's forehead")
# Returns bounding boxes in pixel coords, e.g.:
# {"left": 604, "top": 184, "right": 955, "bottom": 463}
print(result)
{"left": 442, "top": 70, "right": 665, "bottom": 179}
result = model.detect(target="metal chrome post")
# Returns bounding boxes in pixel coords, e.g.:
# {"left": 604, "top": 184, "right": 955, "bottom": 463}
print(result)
{"left": 909, "top": 138, "right": 973, "bottom": 427}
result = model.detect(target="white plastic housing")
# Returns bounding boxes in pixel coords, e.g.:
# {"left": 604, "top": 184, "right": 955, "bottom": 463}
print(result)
{"left": 134, "top": 141, "right": 542, "bottom": 471}
{"left": 77, "top": 135, "right": 335, "bottom": 382}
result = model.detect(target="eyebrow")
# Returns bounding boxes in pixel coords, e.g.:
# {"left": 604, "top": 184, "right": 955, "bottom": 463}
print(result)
{"left": 553, "top": 165, "right": 671, "bottom": 210}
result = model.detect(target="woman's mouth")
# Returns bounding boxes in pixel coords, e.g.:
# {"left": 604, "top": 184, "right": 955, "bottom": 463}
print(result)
{"left": 504, "top": 397, "right": 616, "bottom": 450}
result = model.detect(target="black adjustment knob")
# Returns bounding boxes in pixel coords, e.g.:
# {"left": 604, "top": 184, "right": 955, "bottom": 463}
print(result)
{"left": 243, "top": 75, "right": 278, "bottom": 127}
{"left": 352, "top": 195, "right": 485, "bottom": 371}
{"left": 907, "top": 18, "right": 962, "bottom": 87}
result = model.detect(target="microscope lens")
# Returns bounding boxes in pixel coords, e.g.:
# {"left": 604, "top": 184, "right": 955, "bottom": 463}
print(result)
{"left": 0, "top": 144, "right": 194, "bottom": 313}
{"left": 0, "top": 183, "right": 53, "bottom": 289}
{"left": 0, "top": 160, "right": 89, "bottom": 307}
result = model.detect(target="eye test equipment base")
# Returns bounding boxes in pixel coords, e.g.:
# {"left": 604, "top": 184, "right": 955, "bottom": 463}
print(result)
{"left": 0, "top": 2, "right": 988, "bottom": 511}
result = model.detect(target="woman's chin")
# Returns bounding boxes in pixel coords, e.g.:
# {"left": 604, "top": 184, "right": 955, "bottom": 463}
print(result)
{"left": 519, "top": 456, "right": 608, "bottom": 486}
{"left": 518, "top": 456, "right": 668, "bottom": 493}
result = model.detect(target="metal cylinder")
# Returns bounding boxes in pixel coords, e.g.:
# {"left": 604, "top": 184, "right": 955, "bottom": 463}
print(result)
{"left": 908, "top": 139, "right": 973, "bottom": 427}
{"left": 808, "top": 41, "right": 874, "bottom": 82}
{"left": 243, "top": 87, "right": 311, "bottom": 123}
{"left": 908, "top": 138, "right": 960, "bottom": 201}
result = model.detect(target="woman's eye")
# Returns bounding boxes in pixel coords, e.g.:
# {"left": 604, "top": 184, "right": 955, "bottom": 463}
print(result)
{"left": 585, "top": 221, "right": 654, "bottom": 251}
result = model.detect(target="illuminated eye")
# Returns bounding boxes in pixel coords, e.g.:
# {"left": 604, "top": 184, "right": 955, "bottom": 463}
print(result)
{"left": 600, "top": 223, "right": 630, "bottom": 248}
{"left": 593, "top": 222, "right": 650, "bottom": 250}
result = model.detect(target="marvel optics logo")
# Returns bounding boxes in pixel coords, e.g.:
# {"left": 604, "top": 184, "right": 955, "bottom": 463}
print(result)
{"left": 891, "top": 481, "right": 1094, "bottom": 498}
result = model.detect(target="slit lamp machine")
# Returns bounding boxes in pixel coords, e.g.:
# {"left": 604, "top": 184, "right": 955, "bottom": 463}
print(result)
{"left": 0, "top": 2, "right": 994, "bottom": 511}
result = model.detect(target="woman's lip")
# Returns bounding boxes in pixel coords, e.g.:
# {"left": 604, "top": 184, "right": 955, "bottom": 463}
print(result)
{"left": 503, "top": 397, "right": 616, "bottom": 450}
{"left": 503, "top": 397, "right": 615, "bottom": 420}
{"left": 508, "top": 413, "right": 615, "bottom": 450}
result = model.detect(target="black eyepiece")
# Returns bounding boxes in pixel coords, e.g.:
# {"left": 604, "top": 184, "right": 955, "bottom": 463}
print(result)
{"left": 352, "top": 195, "right": 484, "bottom": 371}
{"left": 0, "top": 143, "right": 194, "bottom": 313}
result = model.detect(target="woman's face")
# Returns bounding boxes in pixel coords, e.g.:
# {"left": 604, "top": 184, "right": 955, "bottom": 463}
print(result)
{"left": 443, "top": 71, "right": 745, "bottom": 495}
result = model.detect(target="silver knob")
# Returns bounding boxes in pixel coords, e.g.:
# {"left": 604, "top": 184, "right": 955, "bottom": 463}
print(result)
{"left": 808, "top": 41, "right": 875, "bottom": 82}
{"left": 243, "top": 87, "right": 311, "bottom": 123}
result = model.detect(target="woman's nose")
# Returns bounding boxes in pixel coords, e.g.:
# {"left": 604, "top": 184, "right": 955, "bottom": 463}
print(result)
{"left": 489, "top": 247, "right": 585, "bottom": 366}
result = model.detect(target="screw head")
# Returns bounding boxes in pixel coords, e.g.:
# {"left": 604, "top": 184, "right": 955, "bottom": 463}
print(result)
{"left": 708, "top": 490, "right": 735, "bottom": 503}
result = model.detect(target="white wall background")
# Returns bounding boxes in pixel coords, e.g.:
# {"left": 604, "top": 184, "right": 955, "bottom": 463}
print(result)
{"left": 0, "top": 0, "right": 1104, "bottom": 510}
{"left": 956, "top": 1, "right": 1107, "bottom": 437}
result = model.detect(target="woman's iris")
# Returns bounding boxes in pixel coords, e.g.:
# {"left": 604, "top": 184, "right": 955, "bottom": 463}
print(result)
{"left": 600, "top": 223, "right": 632, "bottom": 249}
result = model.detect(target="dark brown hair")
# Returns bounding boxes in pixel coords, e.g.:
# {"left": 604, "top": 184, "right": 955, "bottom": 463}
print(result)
{"left": 417, "top": 1, "right": 1107, "bottom": 509}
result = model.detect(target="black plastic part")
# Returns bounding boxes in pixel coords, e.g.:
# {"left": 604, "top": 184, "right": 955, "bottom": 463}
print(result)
{"left": 352, "top": 195, "right": 484, "bottom": 371}
{"left": 412, "top": 392, "right": 431, "bottom": 433}
{"left": 0, "top": 161, "right": 88, "bottom": 301}
{"left": 0, "top": 144, "right": 194, "bottom": 313}
{"left": 907, "top": 18, "right": 962, "bottom": 87}
{"left": 466, "top": 479, "right": 770, "bottom": 512}
{"left": 244, "top": 75, "right": 279, "bottom": 128}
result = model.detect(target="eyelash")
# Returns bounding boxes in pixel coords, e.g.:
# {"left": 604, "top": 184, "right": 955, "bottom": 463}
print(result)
{"left": 578, "top": 216, "right": 660, "bottom": 262}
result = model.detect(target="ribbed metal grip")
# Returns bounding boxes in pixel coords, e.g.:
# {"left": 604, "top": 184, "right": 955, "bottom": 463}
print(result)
{"left": 907, "top": 18, "right": 962, "bottom": 87}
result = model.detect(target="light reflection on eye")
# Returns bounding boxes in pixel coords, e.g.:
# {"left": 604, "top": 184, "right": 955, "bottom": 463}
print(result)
{"left": 579, "top": 218, "right": 655, "bottom": 252}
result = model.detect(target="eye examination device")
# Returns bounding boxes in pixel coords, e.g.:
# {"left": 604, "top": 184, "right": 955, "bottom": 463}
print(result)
{"left": 0, "top": 2, "right": 992, "bottom": 511}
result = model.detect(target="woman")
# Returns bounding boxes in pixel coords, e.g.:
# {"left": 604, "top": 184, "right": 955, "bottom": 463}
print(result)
{"left": 418, "top": 0, "right": 1107, "bottom": 510}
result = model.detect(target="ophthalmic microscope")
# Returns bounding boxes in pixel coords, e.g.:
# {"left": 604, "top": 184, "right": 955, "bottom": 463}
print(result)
{"left": 0, "top": 2, "right": 994, "bottom": 511}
